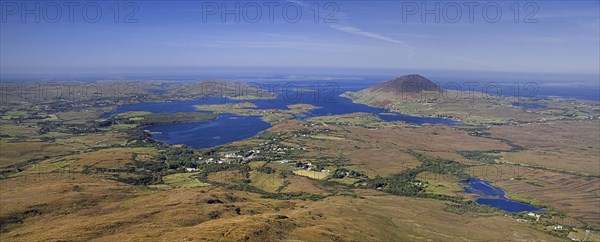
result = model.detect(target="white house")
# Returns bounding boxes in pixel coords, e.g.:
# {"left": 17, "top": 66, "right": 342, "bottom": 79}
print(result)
{"left": 527, "top": 212, "right": 541, "bottom": 221}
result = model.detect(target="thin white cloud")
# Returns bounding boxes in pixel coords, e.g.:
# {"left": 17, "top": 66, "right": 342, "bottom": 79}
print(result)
{"left": 290, "top": 0, "right": 408, "bottom": 46}
{"left": 329, "top": 24, "right": 403, "bottom": 44}
{"left": 328, "top": 23, "right": 415, "bottom": 56}
{"left": 286, "top": 0, "right": 308, "bottom": 7}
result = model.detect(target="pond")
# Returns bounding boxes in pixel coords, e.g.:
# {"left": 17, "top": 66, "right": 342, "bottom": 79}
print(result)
{"left": 462, "top": 177, "right": 541, "bottom": 213}
{"left": 511, "top": 102, "right": 547, "bottom": 109}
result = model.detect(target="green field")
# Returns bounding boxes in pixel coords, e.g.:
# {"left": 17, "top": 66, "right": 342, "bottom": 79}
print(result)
{"left": 293, "top": 169, "right": 329, "bottom": 180}
{"left": 162, "top": 172, "right": 210, "bottom": 188}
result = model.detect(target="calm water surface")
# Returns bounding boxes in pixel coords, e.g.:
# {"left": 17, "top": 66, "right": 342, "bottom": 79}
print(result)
{"left": 100, "top": 81, "right": 457, "bottom": 148}
{"left": 145, "top": 114, "right": 271, "bottom": 148}
{"left": 462, "top": 178, "right": 541, "bottom": 212}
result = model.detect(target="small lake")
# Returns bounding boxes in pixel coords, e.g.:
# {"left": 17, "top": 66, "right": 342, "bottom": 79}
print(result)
{"left": 100, "top": 81, "right": 457, "bottom": 148}
{"left": 511, "top": 102, "right": 547, "bottom": 109}
{"left": 462, "top": 178, "right": 541, "bottom": 213}
{"left": 149, "top": 89, "right": 168, "bottom": 95}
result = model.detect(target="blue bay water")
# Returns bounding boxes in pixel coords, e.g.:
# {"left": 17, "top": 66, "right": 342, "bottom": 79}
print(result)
{"left": 100, "top": 78, "right": 598, "bottom": 149}
{"left": 100, "top": 81, "right": 456, "bottom": 148}
{"left": 145, "top": 114, "right": 271, "bottom": 149}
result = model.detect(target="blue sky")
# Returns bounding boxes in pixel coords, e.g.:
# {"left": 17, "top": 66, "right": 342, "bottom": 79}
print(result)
{"left": 1, "top": 1, "right": 599, "bottom": 77}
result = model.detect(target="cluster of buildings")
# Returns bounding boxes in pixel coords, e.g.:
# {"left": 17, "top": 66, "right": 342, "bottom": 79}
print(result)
{"left": 194, "top": 149, "right": 262, "bottom": 167}
{"left": 293, "top": 161, "right": 330, "bottom": 174}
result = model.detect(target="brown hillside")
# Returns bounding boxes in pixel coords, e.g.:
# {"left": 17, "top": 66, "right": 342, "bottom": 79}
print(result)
{"left": 369, "top": 74, "right": 441, "bottom": 93}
